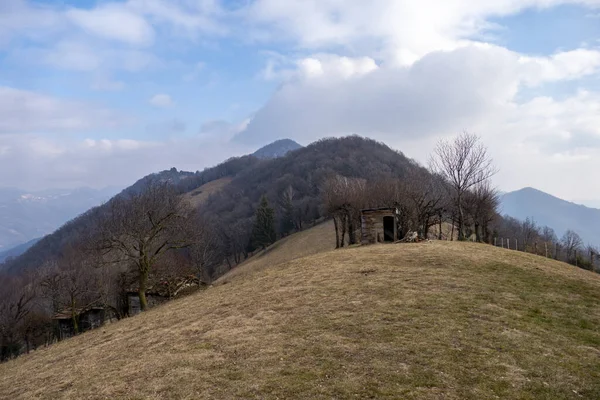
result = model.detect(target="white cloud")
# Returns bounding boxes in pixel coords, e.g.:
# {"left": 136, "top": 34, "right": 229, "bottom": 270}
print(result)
{"left": 0, "top": 86, "right": 129, "bottom": 134}
{"left": 236, "top": 43, "right": 600, "bottom": 200}
{"left": 66, "top": 4, "right": 155, "bottom": 46}
{"left": 244, "top": 0, "right": 600, "bottom": 65}
{"left": 0, "top": 133, "right": 253, "bottom": 190}
{"left": 149, "top": 94, "right": 174, "bottom": 108}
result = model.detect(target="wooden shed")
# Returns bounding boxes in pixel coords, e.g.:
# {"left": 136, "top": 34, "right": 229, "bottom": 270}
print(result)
{"left": 53, "top": 306, "right": 108, "bottom": 339}
{"left": 361, "top": 207, "right": 399, "bottom": 245}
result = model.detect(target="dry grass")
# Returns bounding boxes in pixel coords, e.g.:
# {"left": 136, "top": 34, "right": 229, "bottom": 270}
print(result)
{"left": 181, "top": 177, "right": 232, "bottom": 208}
{"left": 216, "top": 220, "right": 336, "bottom": 284}
{"left": 2, "top": 239, "right": 600, "bottom": 399}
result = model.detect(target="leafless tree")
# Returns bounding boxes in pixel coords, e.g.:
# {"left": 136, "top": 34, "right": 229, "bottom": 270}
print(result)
{"left": 190, "top": 216, "right": 224, "bottom": 282}
{"left": 561, "top": 230, "right": 583, "bottom": 262}
{"left": 540, "top": 226, "right": 558, "bottom": 244}
{"left": 520, "top": 217, "right": 539, "bottom": 252}
{"left": 98, "top": 181, "right": 195, "bottom": 311}
{"left": 430, "top": 132, "right": 497, "bottom": 240}
{"left": 0, "top": 274, "right": 36, "bottom": 360}
{"left": 322, "top": 175, "right": 367, "bottom": 247}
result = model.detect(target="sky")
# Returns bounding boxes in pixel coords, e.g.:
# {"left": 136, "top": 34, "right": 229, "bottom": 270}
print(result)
{"left": 1, "top": 0, "right": 600, "bottom": 206}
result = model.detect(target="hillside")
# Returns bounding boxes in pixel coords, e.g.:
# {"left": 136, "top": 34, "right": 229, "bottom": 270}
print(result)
{"left": 3, "top": 136, "right": 419, "bottom": 275}
{"left": 0, "top": 238, "right": 41, "bottom": 263}
{"left": 501, "top": 187, "right": 600, "bottom": 246}
{"left": 2, "top": 233, "right": 599, "bottom": 399}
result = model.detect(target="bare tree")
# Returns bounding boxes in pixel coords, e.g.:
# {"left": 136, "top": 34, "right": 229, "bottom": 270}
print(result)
{"left": 561, "top": 230, "right": 583, "bottom": 262}
{"left": 0, "top": 274, "right": 36, "bottom": 360}
{"left": 322, "top": 175, "right": 367, "bottom": 247}
{"left": 190, "top": 217, "right": 224, "bottom": 282}
{"left": 99, "top": 181, "right": 195, "bottom": 311}
{"left": 430, "top": 132, "right": 497, "bottom": 240}
{"left": 403, "top": 169, "right": 445, "bottom": 239}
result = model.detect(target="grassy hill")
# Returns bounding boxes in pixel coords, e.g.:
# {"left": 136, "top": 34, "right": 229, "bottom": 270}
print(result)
{"left": 1, "top": 225, "right": 600, "bottom": 399}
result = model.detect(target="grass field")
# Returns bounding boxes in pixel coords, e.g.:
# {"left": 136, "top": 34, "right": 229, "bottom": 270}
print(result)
{"left": 181, "top": 177, "right": 233, "bottom": 208}
{"left": 1, "top": 228, "right": 600, "bottom": 399}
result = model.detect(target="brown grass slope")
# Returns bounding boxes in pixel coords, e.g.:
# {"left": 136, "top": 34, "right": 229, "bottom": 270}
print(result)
{"left": 216, "top": 220, "right": 335, "bottom": 283}
{"left": 181, "top": 177, "right": 233, "bottom": 208}
{"left": 2, "top": 240, "right": 600, "bottom": 399}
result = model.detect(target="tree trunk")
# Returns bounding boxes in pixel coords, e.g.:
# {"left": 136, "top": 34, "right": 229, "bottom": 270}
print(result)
{"left": 457, "top": 198, "right": 465, "bottom": 241}
{"left": 438, "top": 213, "right": 443, "bottom": 240}
{"left": 348, "top": 212, "right": 356, "bottom": 245}
{"left": 333, "top": 216, "right": 340, "bottom": 249}
{"left": 138, "top": 265, "right": 149, "bottom": 312}
{"left": 340, "top": 214, "right": 347, "bottom": 247}
{"left": 70, "top": 297, "right": 79, "bottom": 335}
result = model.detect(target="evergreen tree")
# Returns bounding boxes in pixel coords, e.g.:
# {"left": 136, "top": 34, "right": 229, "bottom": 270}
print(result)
{"left": 250, "top": 195, "right": 276, "bottom": 250}
{"left": 279, "top": 186, "right": 296, "bottom": 236}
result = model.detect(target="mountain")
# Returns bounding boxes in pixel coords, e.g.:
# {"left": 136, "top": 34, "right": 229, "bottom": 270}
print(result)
{"left": 0, "top": 187, "right": 120, "bottom": 251}
{"left": 2, "top": 136, "right": 420, "bottom": 274}
{"left": 500, "top": 187, "right": 600, "bottom": 246}
{"left": 0, "top": 238, "right": 41, "bottom": 263}
{"left": 252, "top": 139, "right": 303, "bottom": 159}
{"left": 2, "top": 226, "right": 600, "bottom": 398}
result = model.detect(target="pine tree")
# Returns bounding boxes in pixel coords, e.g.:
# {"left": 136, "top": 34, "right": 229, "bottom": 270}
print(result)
{"left": 250, "top": 195, "right": 276, "bottom": 250}
{"left": 279, "top": 186, "right": 296, "bottom": 236}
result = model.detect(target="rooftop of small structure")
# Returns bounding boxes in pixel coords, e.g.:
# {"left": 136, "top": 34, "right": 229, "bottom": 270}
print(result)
{"left": 360, "top": 207, "right": 398, "bottom": 213}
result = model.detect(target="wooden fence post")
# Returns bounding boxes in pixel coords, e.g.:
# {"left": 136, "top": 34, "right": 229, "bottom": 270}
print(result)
{"left": 494, "top": 237, "right": 497, "bottom": 247}
{"left": 575, "top": 250, "right": 578, "bottom": 267}
{"left": 534, "top": 242, "right": 538, "bottom": 255}
{"left": 507, "top": 238, "right": 510, "bottom": 250}
{"left": 515, "top": 239, "right": 518, "bottom": 251}
{"left": 545, "top": 242, "right": 548, "bottom": 258}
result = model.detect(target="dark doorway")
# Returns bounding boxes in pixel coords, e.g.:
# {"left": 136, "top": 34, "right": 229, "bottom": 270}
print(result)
{"left": 383, "top": 216, "right": 395, "bottom": 242}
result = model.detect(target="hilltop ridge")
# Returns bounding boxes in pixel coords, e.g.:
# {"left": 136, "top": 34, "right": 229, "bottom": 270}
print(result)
{"left": 1, "top": 226, "right": 599, "bottom": 399}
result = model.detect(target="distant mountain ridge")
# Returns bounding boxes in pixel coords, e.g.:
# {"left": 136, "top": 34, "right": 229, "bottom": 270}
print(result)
{"left": 500, "top": 187, "right": 600, "bottom": 246}
{"left": 0, "top": 186, "right": 120, "bottom": 251}
{"left": 0, "top": 238, "right": 41, "bottom": 263}
{"left": 252, "top": 139, "right": 302, "bottom": 159}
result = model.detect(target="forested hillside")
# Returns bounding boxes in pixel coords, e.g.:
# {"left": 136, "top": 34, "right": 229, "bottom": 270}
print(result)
{"left": 1, "top": 135, "right": 597, "bottom": 363}
{"left": 1, "top": 137, "right": 419, "bottom": 275}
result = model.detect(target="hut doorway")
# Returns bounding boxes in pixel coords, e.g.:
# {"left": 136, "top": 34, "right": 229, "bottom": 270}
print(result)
{"left": 383, "top": 216, "right": 395, "bottom": 242}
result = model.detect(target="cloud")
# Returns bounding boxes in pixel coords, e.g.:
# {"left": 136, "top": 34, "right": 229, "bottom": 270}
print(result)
{"left": 244, "top": 0, "right": 600, "bottom": 65}
{"left": 146, "top": 119, "right": 187, "bottom": 135}
{"left": 0, "top": 133, "right": 254, "bottom": 190}
{"left": 0, "top": 86, "right": 129, "bottom": 134}
{"left": 149, "top": 94, "right": 174, "bottom": 108}
{"left": 66, "top": 4, "right": 155, "bottom": 46}
{"left": 235, "top": 43, "right": 600, "bottom": 201}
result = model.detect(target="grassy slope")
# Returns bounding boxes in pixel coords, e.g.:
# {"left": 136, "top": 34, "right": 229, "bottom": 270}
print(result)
{"left": 181, "top": 177, "right": 233, "bottom": 208}
{"left": 1, "top": 234, "right": 600, "bottom": 399}
{"left": 215, "top": 220, "right": 335, "bottom": 284}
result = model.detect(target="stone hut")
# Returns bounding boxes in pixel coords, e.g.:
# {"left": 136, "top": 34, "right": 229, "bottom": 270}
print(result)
{"left": 361, "top": 207, "right": 399, "bottom": 244}
{"left": 53, "top": 306, "right": 109, "bottom": 339}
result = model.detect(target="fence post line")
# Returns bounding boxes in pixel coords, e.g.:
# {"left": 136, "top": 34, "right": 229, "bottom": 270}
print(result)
{"left": 508, "top": 238, "right": 510, "bottom": 250}
{"left": 494, "top": 237, "right": 497, "bottom": 247}
{"left": 515, "top": 239, "right": 518, "bottom": 251}
{"left": 545, "top": 242, "right": 548, "bottom": 258}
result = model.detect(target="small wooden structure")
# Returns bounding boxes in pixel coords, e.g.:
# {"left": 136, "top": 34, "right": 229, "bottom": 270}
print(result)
{"left": 53, "top": 306, "right": 108, "bottom": 339}
{"left": 361, "top": 207, "right": 399, "bottom": 245}
{"left": 127, "top": 276, "right": 204, "bottom": 316}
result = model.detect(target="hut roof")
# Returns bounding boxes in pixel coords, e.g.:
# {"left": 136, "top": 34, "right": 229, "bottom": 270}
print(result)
{"left": 361, "top": 207, "right": 398, "bottom": 213}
